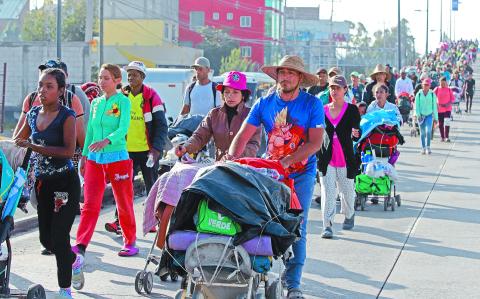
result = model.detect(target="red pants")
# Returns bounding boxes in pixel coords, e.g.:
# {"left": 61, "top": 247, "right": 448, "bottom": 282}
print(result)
{"left": 76, "top": 159, "right": 136, "bottom": 248}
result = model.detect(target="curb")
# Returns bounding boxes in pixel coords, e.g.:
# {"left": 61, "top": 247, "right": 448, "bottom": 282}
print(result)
{"left": 13, "top": 177, "right": 145, "bottom": 236}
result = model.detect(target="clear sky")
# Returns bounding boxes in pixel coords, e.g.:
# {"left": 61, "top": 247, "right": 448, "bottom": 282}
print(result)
{"left": 286, "top": 0, "right": 479, "bottom": 54}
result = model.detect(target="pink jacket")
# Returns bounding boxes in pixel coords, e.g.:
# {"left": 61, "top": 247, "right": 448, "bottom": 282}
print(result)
{"left": 434, "top": 87, "right": 455, "bottom": 113}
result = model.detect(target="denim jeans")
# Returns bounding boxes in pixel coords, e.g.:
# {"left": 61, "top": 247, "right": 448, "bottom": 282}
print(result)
{"left": 419, "top": 114, "right": 433, "bottom": 149}
{"left": 285, "top": 173, "right": 315, "bottom": 290}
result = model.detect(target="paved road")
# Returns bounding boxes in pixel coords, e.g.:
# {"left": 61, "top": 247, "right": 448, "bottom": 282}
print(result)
{"left": 8, "top": 69, "right": 480, "bottom": 298}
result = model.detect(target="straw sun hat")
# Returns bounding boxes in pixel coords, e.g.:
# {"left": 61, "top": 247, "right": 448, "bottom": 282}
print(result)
{"left": 261, "top": 55, "right": 319, "bottom": 87}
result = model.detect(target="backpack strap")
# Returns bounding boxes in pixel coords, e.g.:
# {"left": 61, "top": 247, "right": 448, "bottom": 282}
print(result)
{"left": 187, "top": 81, "right": 196, "bottom": 106}
{"left": 27, "top": 91, "right": 37, "bottom": 112}
{"left": 211, "top": 82, "right": 218, "bottom": 107}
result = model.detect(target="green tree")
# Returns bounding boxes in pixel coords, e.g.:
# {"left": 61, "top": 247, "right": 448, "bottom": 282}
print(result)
{"left": 197, "top": 26, "right": 239, "bottom": 74}
{"left": 22, "top": 0, "right": 97, "bottom": 42}
{"left": 220, "top": 48, "right": 259, "bottom": 74}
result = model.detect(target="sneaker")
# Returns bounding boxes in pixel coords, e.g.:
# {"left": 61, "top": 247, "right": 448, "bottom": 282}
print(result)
{"left": 287, "top": 288, "right": 305, "bottom": 299}
{"left": 118, "top": 244, "right": 139, "bottom": 257}
{"left": 72, "top": 254, "right": 85, "bottom": 290}
{"left": 41, "top": 247, "right": 53, "bottom": 255}
{"left": 446, "top": 138, "right": 451, "bottom": 143}
{"left": 321, "top": 227, "right": 333, "bottom": 239}
{"left": 371, "top": 197, "right": 379, "bottom": 205}
{"left": 440, "top": 138, "right": 445, "bottom": 142}
{"left": 105, "top": 221, "right": 122, "bottom": 235}
{"left": 426, "top": 148, "right": 432, "bottom": 155}
{"left": 420, "top": 149, "right": 426, "bottom": 155}
{"left": 55, "top": 288, "right": 72, "bottom": 299}
{"left": 343, "top": 214, "right": 355, "bottom": 230}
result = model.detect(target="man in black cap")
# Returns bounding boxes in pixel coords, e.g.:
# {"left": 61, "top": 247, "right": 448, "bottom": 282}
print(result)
{"left": 306, "top": 67, "right": 329, "bottom": 96}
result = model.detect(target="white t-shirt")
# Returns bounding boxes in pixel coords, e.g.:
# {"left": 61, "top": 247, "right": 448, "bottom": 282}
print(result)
{"left": 183, "top": 81, "right": 222, "bottom": 116}
{"left": 395, "top": 77, "right": 414, "bottom": 97}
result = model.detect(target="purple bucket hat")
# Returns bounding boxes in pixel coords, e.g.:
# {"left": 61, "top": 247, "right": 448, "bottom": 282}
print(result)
{"left": 216, "top": 71, "right": 251, "bottom": 96}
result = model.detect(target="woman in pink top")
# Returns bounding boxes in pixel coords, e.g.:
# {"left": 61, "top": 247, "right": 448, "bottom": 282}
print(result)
{"left": 434, "top": 77, "right": 455, "bottom": 142}
{"left": 317, "top": 75, "right": 361, "bottom": 239}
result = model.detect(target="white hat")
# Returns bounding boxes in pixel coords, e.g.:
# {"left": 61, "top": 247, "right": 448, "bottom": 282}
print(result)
{"left": 124, "top": 61, "right": 147, "bottom": 75}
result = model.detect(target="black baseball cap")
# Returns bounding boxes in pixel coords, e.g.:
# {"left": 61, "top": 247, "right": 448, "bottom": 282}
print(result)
{"left": 38, "top": 59, "right": 68, "bottom": 74}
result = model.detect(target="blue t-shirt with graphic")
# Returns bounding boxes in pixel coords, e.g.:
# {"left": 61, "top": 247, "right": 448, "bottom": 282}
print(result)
{"left": 247, "top": 90, "right": 325, "bottom": 178}
{"left": 27, "top": 105, "right": 75, "bottom": 179}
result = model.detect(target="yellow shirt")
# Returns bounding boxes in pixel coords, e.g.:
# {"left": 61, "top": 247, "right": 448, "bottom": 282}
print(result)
{"left": 126, "top": 93, "right": 149, "bottom": 152}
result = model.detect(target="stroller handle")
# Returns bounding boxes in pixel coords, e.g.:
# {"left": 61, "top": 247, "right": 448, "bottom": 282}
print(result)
{"left": 20, "top": 148, "right": 32, "bottom": 170}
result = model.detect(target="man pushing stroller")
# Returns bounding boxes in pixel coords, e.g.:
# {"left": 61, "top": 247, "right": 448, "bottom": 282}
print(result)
{"left": 227, "top": 55, "right": 325, "bottom": 299}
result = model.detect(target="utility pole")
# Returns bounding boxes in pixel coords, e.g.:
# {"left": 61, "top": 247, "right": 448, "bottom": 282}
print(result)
{"left": 85, "top": 0, "right": 93, "bottom": 81}
{"left": 440, "top": 0, "right": 443, "bottom": 42}
{"left": 56, "top": 0, "right": 61, "bottom": 59}
{"left": 329, "top": 0, "right": 334, "bottom": 66}
{"left": 425, "top": 0, "right": 429, "bottom": 56}
{"left": 397, "top": 0, "right": 401, "bottom": 69}
{"left": 99, "top": 0, "right": 104, "bottom": 67}
{"left": 449, "top": 3, "right": 452, "bottom": 40}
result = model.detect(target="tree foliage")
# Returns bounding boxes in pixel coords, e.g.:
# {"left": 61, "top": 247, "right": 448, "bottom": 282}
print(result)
{"left": 220, "top": 48, "right": 259, "bottom": 74}
{"left": 341, "top": 19, "right": 417, "bottom": 74}
{"left": 21, "top": 0, "right": 97, "bottom": 42}
{"left": 197, "top": 26, "right": 239, "bottom": 75}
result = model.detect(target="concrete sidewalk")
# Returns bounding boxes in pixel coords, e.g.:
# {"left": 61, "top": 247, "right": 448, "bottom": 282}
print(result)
{"left": 7, "top": 79, "right": 480, "bottom": 298}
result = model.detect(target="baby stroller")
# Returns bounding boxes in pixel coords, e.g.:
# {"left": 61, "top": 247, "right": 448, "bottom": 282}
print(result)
{"left": 0, "top": 147, "right": 46, "bottom": 298}
{"left": 135, "top": 154, "right": 215, "bottom": 295}
{"left": 354, "top": 111, "right": 403, "bottom": 212}
{"left": 166, "top": 162, "right": 301, "bottom": 299}
{"left": 397, "top": 92, "right": 413, "bottom": 125}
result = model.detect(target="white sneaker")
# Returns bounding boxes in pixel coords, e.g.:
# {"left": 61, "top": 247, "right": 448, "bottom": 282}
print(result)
{"left": 72, "top": 254, "right": 85, "bottom": 290}
{"left": 426, "top": 148, "right": 432, "bottom": 155}
{"left": 420, "top": 149, "right": 426, "bottom": 155}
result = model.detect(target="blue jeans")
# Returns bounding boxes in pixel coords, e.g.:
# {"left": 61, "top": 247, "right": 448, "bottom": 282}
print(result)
{"left": 419, "top": 114, "right": 433, "bottom": 149}
{"left": 285, "top": 173, "right": 315, "bottom": 290}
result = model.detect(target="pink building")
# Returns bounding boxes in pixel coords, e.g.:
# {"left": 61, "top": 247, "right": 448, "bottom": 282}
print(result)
{"left": 179, "top": 0, "right": 285, "bottom": 69}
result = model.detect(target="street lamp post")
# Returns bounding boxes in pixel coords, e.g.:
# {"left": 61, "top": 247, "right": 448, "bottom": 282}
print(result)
{"left": 440, "top": 0, "right": 443, "bottom": 42}
{"left": 425, "top": 0, "right": 429, "bottom": 56}
{"left": 398, "top": 0, "right": 401, "bottom": 70}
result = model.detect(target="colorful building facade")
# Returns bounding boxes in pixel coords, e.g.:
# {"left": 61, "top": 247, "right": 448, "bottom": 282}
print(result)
{"left": 179, "top": 0, "right": 285, "bottom": 67}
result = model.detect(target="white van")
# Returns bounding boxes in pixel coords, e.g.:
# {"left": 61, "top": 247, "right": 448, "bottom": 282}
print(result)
{"left": 121, "top": 68, "right": 195, "bottom": 120}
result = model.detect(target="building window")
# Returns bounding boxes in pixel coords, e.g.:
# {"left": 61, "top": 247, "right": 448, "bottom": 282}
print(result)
{"left": 164, "top": 23, "right": 170, "bottom": 40}
{"left": 240, "top": 46, "right": 252, "bottom": 57}
{"left": 190, "top": 11, "right": 205, "bottom": 30}
{"left": 213, "top": 12, "right": 220, "bottom": 20}
{"left": 172, "top": 24, "right": 177, "bottom": 41}
{"left": 227, "top": 12, "right": 233, "bottom": 21}
{"left": 240, "top": 16, "right": 251, "bottom": 27}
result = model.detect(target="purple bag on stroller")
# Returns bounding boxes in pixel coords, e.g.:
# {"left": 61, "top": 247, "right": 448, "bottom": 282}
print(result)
{"left": 168, "top": 230, "right": 273, "bottom": 256}
{"left": 388, "top": 150, "right": 400, "bottom": 165}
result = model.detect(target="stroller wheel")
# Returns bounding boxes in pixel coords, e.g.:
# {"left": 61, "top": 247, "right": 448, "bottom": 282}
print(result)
{"left": 360, "top": 196, "right": 366, "bottom": 211}
{"left": 160, "top": 272, "right": 169, "bottom": 281}
{"left": 266, "top": 279, "right": 284, "bottom": 299}
{"left": 395, "top": 194, "right": 401, "bottom": 207}
{"left": 135, "top": 271, "right": 145, "bottom": 294}
{"left": 383, "top": 197, "right": 388, "bottom": 211}
{"left": 170, "top": 271, "right": 179, "bottom": 282}
{"left": 390, "top": 196, "right": 395, "bottom": 211}
{"left": 143, "top": 271, "right": 154, "bottom": 294}
{"left": 26, "top": 284, "right": 46, "bottom": 299}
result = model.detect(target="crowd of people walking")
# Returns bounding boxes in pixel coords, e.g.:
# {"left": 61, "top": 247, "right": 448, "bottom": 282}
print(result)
{"left": 8, "top": 38, "right": 477, "bottom": 299}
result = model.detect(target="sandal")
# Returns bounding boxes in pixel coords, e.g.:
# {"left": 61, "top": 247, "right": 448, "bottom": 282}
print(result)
{"left": 118, "top": 245, "right": 139, "bottom": 257}
{"left": 287, "top": 288, "right": 305, "bottom": 299}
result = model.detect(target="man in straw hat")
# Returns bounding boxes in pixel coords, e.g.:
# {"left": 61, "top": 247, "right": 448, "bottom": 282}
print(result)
{"left": 227, "top": 55, "right": 325, "bottom": 299}
{"left": 363, "top": 64, "right": 396, "bottom": 105}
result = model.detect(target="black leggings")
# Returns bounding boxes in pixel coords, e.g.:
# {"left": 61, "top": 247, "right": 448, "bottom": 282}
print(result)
{"left": 466, "top": 93, "right": 473, "bottom": 112}
{"left": 438, "top": 111, "right": 452, "bottom": 139}
{"left": 36, "top": 170, "right": 80, "bottom": 288}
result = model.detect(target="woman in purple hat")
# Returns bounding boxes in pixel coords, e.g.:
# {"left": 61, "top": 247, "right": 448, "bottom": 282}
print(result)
{"left": 175, "top": 71, "right": 261, "bottom": 160}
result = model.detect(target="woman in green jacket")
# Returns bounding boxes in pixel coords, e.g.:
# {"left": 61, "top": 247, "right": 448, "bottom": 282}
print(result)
{"left": 415, "top": 78, "right": 438, "bottom": 155}
{"left": 71, "top": 64, "right": 137, "bottom": 290}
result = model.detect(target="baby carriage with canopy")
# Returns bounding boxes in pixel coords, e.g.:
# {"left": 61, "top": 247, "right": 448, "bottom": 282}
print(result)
{"left": 354, "top": 110, "right": 404, "bottom": 211}
{"left": 157, "top": 161, "right": 300, "bottom": 299}
{"left": 0, "top": 146, "right": 45, "bottom": 298}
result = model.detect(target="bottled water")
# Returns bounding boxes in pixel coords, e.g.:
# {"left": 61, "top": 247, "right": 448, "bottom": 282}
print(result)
{"left": 146, "top": 153, "right": 155, "bottom": 168}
